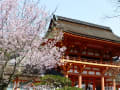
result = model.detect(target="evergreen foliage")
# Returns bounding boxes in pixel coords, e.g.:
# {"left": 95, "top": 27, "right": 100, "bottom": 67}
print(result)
{"left": 35, "top": 74, "right": 71, "bottom": 88}
{"left": 56, "top": 86, "right": 82, "bottom": 90}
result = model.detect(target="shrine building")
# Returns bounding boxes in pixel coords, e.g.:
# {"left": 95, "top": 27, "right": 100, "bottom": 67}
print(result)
{"left": 49, "top": 15, "right": 120, "bottom": 90}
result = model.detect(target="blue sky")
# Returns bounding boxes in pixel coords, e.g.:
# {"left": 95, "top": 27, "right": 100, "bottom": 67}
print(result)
{"left": 40, "top": 0, "right": 120, "bottom": 37}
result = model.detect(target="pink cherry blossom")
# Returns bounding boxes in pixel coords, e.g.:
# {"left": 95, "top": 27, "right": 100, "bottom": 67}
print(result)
{"left": 0, "top": 0, "right": 65, "bottom": 88}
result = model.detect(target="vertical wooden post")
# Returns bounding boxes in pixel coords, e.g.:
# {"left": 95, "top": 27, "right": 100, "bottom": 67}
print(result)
{"left": 93, "top": 79, "right": 95, "bottom": 90}
{"left": 13, "top": 79, "right": 19, "bottom": 90}
{"left": 72, "top": 81, "right": 75, "bottom": 87}
{"left": 78, "top": 74, "right": 82, "bottom": 88}
{"left": 65, "top": 73, "right": 68, "bottom": 78}
{"left": 64, "top": 63, "right": 69, "bottom": 78}
{"left": 101, "top": 76, "right": 105, "bottom": 90}
{"left": 15, "top": 80, "right": 20, "bottom": 90}
{"left": 113, "top": 78, "right": 116, "bottom": 90}
{"left": 14, "top": 81, "right": 20, "bottom": 90}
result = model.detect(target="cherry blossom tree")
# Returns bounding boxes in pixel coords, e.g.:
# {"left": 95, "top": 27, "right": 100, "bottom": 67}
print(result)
{"left": 0, "top": 0, "right": 65, "bottom": 89}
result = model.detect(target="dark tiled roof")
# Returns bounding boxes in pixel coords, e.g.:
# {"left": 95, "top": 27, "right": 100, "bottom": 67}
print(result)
{"left": 55, "top": 15, "right": 120, "bottom": 43}
{"left": 57, "top": 16, "right": 112, "bottom": 32}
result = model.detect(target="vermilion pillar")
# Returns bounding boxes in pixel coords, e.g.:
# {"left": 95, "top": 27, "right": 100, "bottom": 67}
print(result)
{"left": 93, "top": 79, "right": 95, "bottom": 90}
{"left": 113, "top": 79, "right": 116, "bottom": 90}
{"left": 101, "top": 76, "right": 105, "bottom": 90}
{"left": 78, "top": 74, "right": 82, "bottom": 88}
{"left": 72, "top": 81, "right": 75, "bottom": 87}
{"left": 65, "top": 73, "right": 68, "bottom": 78}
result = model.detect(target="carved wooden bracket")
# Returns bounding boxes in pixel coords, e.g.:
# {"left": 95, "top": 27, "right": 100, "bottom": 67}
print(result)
{"left": 77, "top": 64, "right": 86, "bottom": 74}
{"left": 101, "top": 67, "right": 109, "bottom": 76}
